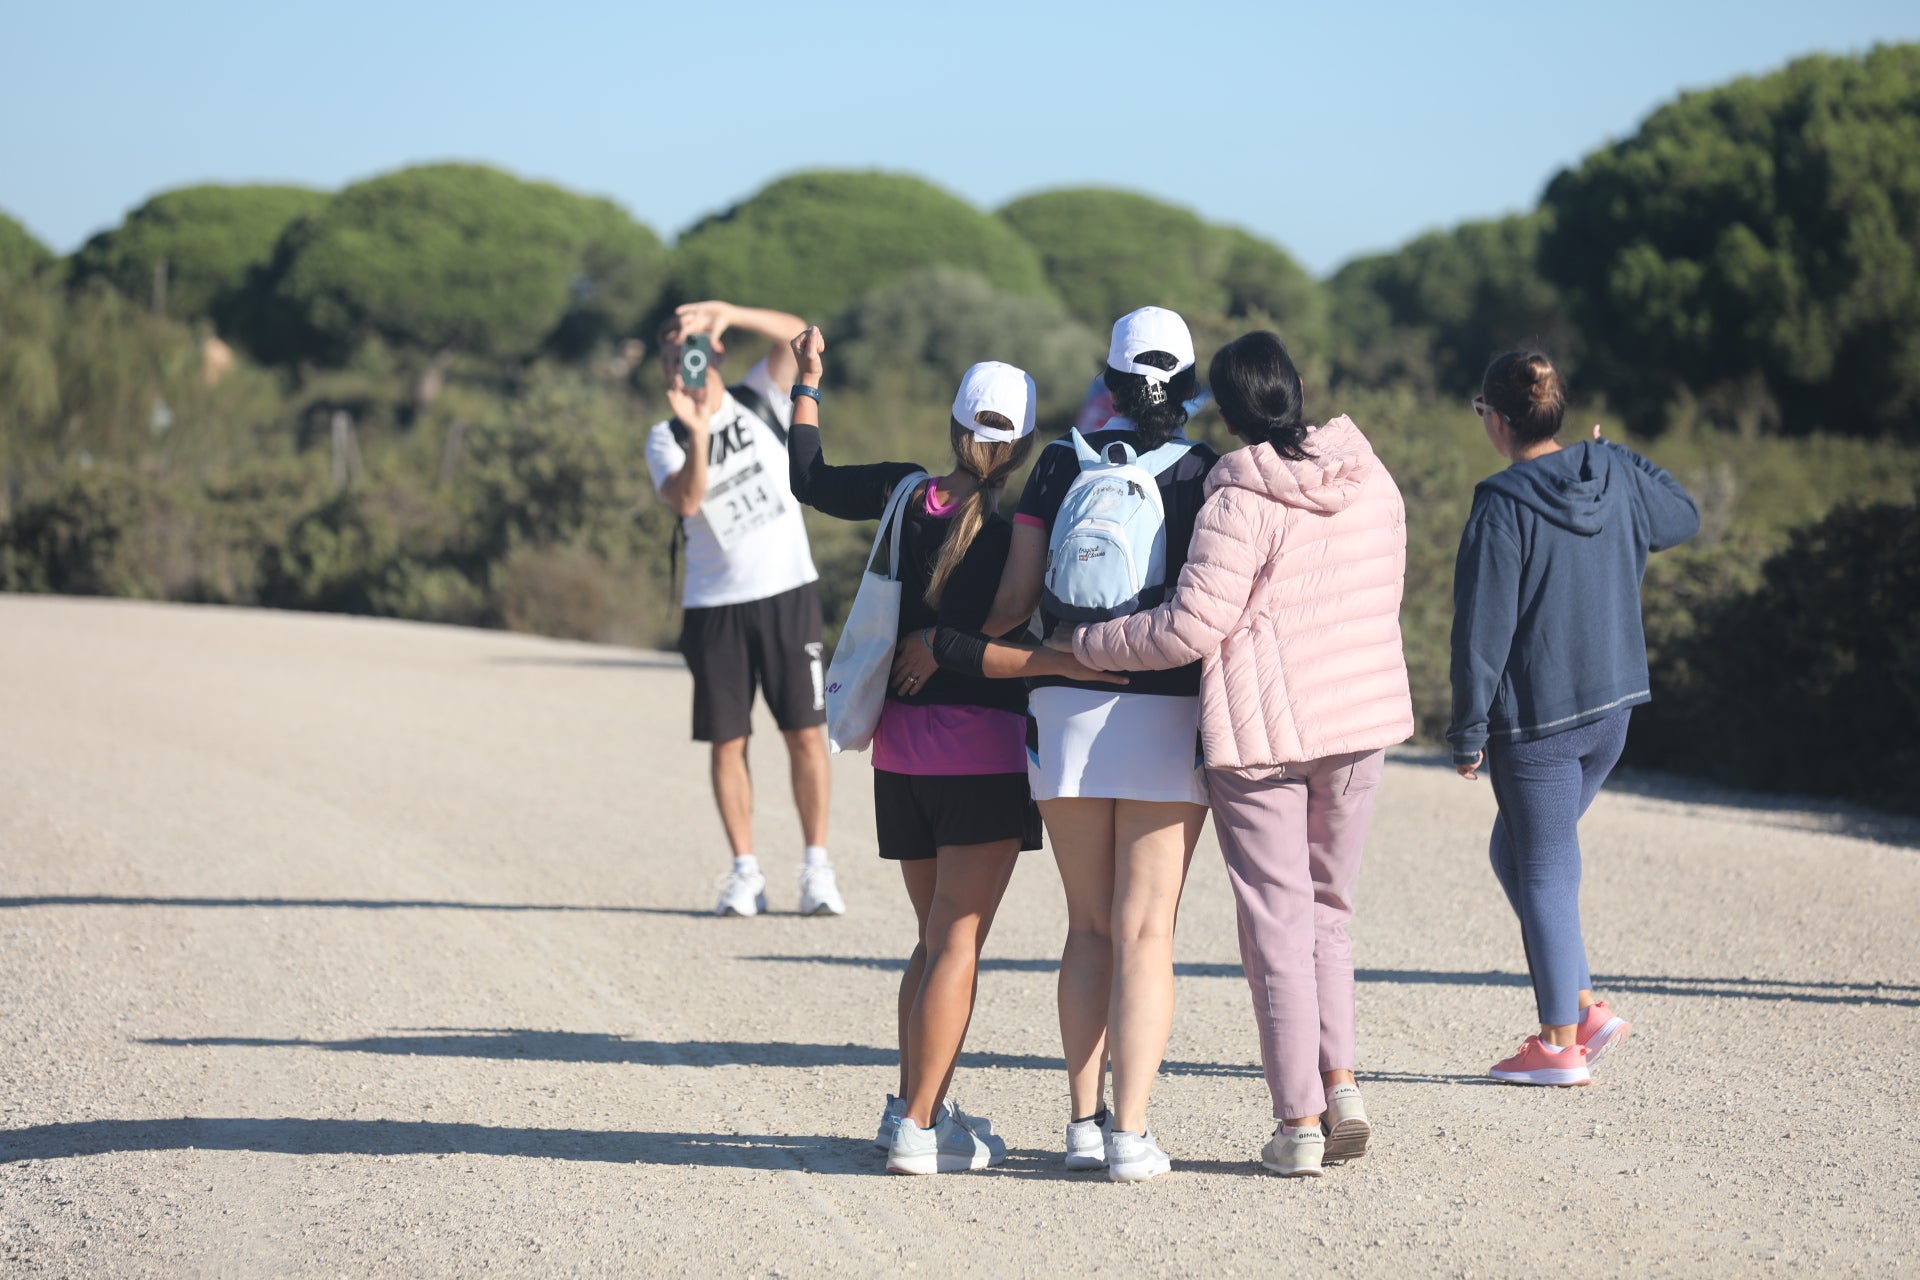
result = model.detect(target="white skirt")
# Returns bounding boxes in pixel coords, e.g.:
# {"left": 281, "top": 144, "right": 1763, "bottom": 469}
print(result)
{"left": 1028, "top": 687, "right": 1209, "bottom": 805}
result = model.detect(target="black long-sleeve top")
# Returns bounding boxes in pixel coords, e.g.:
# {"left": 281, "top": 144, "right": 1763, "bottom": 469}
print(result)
{"left": 788, "top": 422, "right": 1028, "bottom": 716}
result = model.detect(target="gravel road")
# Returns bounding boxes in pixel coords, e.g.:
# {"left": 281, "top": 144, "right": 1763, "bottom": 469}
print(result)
{"left": 1, "top": 597, "right": 1915, "bottom": 1278}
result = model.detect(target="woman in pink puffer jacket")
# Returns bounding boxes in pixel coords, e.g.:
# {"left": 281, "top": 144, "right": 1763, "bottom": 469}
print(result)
{"left": 1070, "top": 330, "right": 1413, "bottom": 1178}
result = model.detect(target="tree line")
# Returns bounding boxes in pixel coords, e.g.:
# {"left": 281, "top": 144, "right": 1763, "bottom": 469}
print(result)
{"left": 1, "top": 45, "right": 1915, "bottom": 812}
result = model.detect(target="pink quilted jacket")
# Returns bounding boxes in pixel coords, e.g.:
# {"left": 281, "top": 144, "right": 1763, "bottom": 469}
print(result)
{"left": 1074, "top": 416, "right": 1413, "bottom": 771}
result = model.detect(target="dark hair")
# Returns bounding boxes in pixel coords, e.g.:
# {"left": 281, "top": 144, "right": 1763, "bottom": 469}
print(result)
{"left": 1482, "top": 350, "right": 1566, "bottom": 444}
{"left": 1103, "top": 350, "right": 1197, "bottom": 448}
{"left": 1208, "top": 331, "right": 1313, "bottom": 461}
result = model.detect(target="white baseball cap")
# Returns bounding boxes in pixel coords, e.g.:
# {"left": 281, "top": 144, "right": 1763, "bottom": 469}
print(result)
{"left": 1107, "top": 306, "right": 1196, "bottom": 383}
{"left": 951, "top": 361, "right": 1038, "bottom": 443}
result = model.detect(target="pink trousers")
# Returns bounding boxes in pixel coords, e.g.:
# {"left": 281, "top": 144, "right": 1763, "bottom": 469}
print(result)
{"left": 1207, "top": 749, "right": 1384, "bottom": 1121}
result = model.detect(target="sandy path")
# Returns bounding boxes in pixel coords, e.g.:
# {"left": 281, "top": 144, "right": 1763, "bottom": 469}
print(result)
{"left": 0, "top": 597, "right": 1914, "bottom": 1278}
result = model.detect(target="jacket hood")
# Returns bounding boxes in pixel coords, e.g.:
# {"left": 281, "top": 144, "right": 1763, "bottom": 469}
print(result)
{"left": 1205, "top": 415, "right": 1376, "bottom": 514}
{"left": 1478, "top": 440, "right": 1618, "bottom": 535}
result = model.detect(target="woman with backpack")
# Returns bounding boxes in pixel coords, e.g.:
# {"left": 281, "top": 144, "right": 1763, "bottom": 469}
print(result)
{"left": 898, "top": 307, "right": 1220, "bottom": 1181}
{"left": 1063, "top": 331, "right": 1413, "bottom": 1176}
{"left": 781, "top": 326, "right": 1121, "bottom": 1175}
{"left": 1448, "top": 351, "right": 1698, "bottom": 1086}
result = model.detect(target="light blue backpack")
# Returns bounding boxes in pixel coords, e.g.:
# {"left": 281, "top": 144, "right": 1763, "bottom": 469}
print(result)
{"left": 1042, "top": 429, "right": 1194, "bottom": 622}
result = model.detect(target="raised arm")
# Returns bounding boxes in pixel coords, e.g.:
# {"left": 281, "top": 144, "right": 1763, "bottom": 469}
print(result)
{"left": 785, "top": 326, "right": 917, "bottom": 520}
{"left": 676, "top": 300, "right": 808, "bottom": 388}
{"left": 1073, "top": 486, "right": 1263, "bottom": 672}
{"left": 658, "top": 386, "right": 715, "bottom": 516}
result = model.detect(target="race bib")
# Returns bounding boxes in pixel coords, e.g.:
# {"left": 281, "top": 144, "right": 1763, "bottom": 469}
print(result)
{"left": 701, "top": 457, "right": 788, "bottom": 551}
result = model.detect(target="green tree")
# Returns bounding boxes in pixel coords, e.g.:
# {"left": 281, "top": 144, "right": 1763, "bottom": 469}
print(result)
{"left": 258, "top": 164, "right": 668, "bottom": 364}
{"left": 1329, "top": 213, "right": 1573, "bottom": 395}
{"left": 67, "top": 185, "right": 329, "bottom": 328}
{"left": 998, "top": 189, "right": 1325, "bottom": 345}
{"left": 830, "top": 267, "right": 1103, "bottom": 423}
{"left": 0, "top": 210, "right": 55, "bottom": 284}
{"left": 1541, "top": 44, "right": 1920, "bottom": 437}
{"left": 670, "top": 171, "right": 1052, "bottom": 322}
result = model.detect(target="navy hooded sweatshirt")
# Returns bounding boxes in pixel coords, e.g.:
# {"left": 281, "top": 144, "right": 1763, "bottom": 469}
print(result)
{"left": 1447, "top": 438, "right": 1699, "bottom": 765}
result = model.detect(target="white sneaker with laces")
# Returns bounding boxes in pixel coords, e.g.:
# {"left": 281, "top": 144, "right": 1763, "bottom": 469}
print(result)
{"left": 798, "top": 864, "right": 845, "bottom": 916}
{"left": 1064, "top": 1108, "right": 1110, "bottom": 1170}
{"left": 1107, "top": 1128, "right": 1172, "bottom": 1183}
{"left": 714, "top": 867, "right": 768, "bottom": 917}
{"left": 1261, "top": 1124, "right": 1325, "bottom": 1177}
{"left": 886, "top": 1113, "right": 1006, "bottom": 1175}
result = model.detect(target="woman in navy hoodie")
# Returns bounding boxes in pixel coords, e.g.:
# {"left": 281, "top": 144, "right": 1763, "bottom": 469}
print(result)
{"left": 1448, "top": 350, "right": 1699, "bottom": 1087}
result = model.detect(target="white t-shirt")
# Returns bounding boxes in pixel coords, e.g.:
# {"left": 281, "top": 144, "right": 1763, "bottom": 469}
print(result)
{"left": 645, "top": 358, "right": 819, "bottom": 609}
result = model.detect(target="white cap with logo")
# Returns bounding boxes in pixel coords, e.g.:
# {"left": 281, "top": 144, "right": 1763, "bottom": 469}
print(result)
{"left": 951, "top": 361, "right": 1038, "bottom": 443}
{"left": 1107, "top": 306, "right": 1196, "bottom": 383}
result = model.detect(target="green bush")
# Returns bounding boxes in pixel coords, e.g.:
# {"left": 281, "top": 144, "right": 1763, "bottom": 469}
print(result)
{"left": 671, "top": 172, "right": 1052, "bottom": 322}
{"left": 257, "top": 164, "right": 668, "bottom": 364}
{"left": 1630, "top": 502, "right": 1920, "bottom": 813}
{"left": 830, "top": 267, "right": 1103, "bottom": 423}
{"left": 1542, "top": 44, "right": 1920, "bottom": 436}
{"left": 67, "top": 185, "right": 329, "bottom": 328}
{"left": 0, "top": 210, "right": 55, "bottom": 284}
{"left": 998, "top": 189, "right": 1326, "bottom": 348}
{"left": 0, "top": 464, "right": 175, "bottom": 597}
{"left": 1330, "top": 213, "right": 1574, "bottom": 396}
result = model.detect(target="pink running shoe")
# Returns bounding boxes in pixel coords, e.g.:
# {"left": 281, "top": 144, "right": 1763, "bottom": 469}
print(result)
{"left": 1576, "top": 1001, "right": 1632, "bottom": 1069}
{"left": 1489, "top": 1036, "right": 1592, "bottom": 1086}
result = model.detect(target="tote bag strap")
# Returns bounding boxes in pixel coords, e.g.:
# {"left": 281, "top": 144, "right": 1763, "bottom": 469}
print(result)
{"left": 864, "top": 471, "right": 929, "bottom": 581}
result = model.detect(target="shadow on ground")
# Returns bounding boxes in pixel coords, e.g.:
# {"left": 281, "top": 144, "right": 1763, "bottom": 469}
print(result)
{"left": 0, "top": 1117, "right": 871, "bottom": 1171}
{"left": 744, "top": 956, "right": 1920, "bottom": 1007}
{"left": 0, "top": 896, "right": 712, "bottom": 918}
{"left": 138, "top": 1029, "right": 1265, "bottom": 1078}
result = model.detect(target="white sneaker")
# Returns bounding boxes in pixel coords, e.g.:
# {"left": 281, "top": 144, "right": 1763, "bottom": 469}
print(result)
{"left": 886, "top": 1113, "right": 1006, "bottom": 1175}
{"left": 876, "top": 1096, "right": 992, "bottom": 1151}
{"left": 797, "top": 864, "right": 845, "bottom": 916}
{"left": 1106, "top": 1128, "right": 1171, "bottom": 1183}
{"left": 874, "top": 1094, "right": 904, "bottom": 1151}
{"left": 714, "top": 867, "right": 767, "bottom": 917}
{"left": 1260, "top": 1124, "right": 1325, "bottom": 1177}
{"left": 1064, "top": 1108, "right": 1110, "bottom": 1170}
{"left": 1324, "top": 1083, "right": 1371, "bottom": 1163}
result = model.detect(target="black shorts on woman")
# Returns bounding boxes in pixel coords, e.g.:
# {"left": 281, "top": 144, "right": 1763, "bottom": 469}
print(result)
{"left": 788, "top": 425, "right": 1040, "bottom": 859}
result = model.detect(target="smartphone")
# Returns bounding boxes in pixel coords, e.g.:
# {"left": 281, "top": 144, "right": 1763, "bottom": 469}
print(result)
{"left": 679, "top": 334, "right": 712, "bottom": 391}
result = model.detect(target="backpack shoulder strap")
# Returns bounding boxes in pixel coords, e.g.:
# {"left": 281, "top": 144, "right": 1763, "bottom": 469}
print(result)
{"left": 729, "top": 381, "right": 788, "bottom": 448}
{"left": 1135, "top": 437, "right": 1194, "bottom": 478}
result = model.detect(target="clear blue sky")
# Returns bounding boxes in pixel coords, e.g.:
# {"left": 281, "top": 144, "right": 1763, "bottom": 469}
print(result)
{"left": 5, "top": 0, "right": 1917, "bottom": 275}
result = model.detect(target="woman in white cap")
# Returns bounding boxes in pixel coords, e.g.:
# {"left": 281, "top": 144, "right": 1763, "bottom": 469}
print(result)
{"left": 785, "top": 326, "right": 1120, "bottom": 1175}
{"left": 896, "top": 306, "right": 1220, "bottom": 1181}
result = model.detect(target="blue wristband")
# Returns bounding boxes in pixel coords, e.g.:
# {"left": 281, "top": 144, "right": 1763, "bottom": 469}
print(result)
{"left": 791, "top": 384, "right": 821, "bottom": 403}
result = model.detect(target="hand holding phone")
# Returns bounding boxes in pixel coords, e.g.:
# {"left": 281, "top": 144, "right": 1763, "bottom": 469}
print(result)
{"left": 679, "top": 334, "right": 713, "bottom": 391}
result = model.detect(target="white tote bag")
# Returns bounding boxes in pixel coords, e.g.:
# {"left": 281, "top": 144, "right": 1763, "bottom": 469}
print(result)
{"left": 824, "top": 471, "right": 928, "bottom": 754}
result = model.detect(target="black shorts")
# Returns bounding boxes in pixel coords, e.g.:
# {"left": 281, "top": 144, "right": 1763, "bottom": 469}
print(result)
{"left": 873, "top": 770, "right": 1043, "bottom": 861}
{"left": 678, "top": 582, "right": 826, "bottom": 742}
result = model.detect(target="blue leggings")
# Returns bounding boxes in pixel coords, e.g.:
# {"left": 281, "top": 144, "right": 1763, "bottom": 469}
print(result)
{"left": 1485, "top": 710, "right": 1631, "bottom": 1026}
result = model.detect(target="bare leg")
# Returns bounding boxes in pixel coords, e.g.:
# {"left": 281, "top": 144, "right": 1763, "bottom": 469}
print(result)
{"left": 782, "top": 726, "right": 830, "bottom": 848}
{"left": 1107, "top": 800, "right": 1206, "bottom": 1135}
{"left": 710, "top": 737, "right": 753, "bottom": 859}
{"left": 935, "top": 850, "right": 1018, "bottom": 1106}
{"left": 1044, "top": 797, "right": 1117, "bottom": 1122}
{"left": 903, "top": 840, "right": 1022, "bottom": 1127}
{"left": 897, "top": 859, "right": 937, "bottom": 1098}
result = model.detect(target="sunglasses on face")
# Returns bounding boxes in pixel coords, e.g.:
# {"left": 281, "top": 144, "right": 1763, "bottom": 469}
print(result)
{"left": 1472, "top": 396, "right": 1492, "bottom": 420}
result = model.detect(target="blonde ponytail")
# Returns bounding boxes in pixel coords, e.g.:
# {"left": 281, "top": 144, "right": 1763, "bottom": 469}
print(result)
{"left": 924, "top": 415, "right": 1035, "bottom": 608}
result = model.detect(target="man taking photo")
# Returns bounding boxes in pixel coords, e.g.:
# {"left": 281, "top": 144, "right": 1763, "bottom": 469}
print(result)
{"left": 648, "top": 299, "right": 841, "bottom": 917}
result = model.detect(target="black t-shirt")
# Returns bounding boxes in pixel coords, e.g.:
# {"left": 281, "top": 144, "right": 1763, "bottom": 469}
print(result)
{"left": 787, "top": 422, "right": 1027, "bottom": 716}
{"left": 1014, "top": 421, "right": 1220, "bottom": 697}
